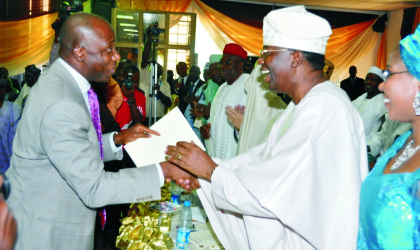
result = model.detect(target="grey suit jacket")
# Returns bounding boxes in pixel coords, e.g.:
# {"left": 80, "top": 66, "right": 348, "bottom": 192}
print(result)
{"left": 6, "top": 60, "right": 161, "bottom": 250}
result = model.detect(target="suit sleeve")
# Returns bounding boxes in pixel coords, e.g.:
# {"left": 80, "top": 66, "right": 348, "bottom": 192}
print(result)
{"left": 102, "top": 132, "right": 123, "bottom": 162}
{"left": 39, "top": 99, "right": 161, "bottom": 207}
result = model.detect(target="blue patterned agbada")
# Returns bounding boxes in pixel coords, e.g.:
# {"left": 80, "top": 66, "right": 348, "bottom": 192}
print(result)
{"left": 0, "top": 101, "right": 21, "bottom": 172}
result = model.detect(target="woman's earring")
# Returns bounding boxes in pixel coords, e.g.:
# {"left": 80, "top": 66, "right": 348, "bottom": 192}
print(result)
{"left": 413, "top": 91, "right": 420, "bottom": 115}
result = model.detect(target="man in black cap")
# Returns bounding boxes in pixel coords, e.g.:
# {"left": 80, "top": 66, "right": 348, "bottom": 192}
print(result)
{"left": 14, "top": 64, "right": 41, "bottom": 107}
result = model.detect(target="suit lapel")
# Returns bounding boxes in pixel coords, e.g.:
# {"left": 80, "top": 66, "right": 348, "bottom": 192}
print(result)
{"left": 55, "top": 60, "right": 90, "bottom": 115}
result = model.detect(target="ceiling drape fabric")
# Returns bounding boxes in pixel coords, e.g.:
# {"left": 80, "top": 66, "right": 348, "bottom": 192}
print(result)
{"left": 376, "top": 28, "right": 387, "bottom": 69}
{"left": 0, "top": 13, "right": 57, "bottom": 76}
{"left": 1, "top": 0, "right": 380, "bottom": 79}
{"left": 412, "top": 7, "right": 420, "bottom": 33}
{"left": 325, "top": 19, "right": 379, "bottom": 78}
{"left": 118, "top": 0, "right": 380, "bottom": 80}
{"left": 188, "top": 0, "right": 262, "bottom": 55}
{"left": 116, "top": 0, "right": 192, "bottom": 12}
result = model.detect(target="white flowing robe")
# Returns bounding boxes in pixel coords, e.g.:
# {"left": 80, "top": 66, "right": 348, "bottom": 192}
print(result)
{"left": 367, "top": 114, "right": 412, "bottom": 157}
{"left": 352, "top": 93, "right": 387, "bottom": 141}
{"left": 237, "top": 64, "right": 287, "bottom": 155}
{"left": 205, "top": 73, "right": 249, "bottom": 160}
{"left": 198, "top": 81, "right": 369, "bottom": 250}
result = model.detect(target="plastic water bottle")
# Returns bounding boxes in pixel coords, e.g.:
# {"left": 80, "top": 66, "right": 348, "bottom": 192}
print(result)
{"left": 171, "top": 180, "right": 183, "bottom": 205}
{"left": 176, "top": 200, "right": 192, "bottom": 249}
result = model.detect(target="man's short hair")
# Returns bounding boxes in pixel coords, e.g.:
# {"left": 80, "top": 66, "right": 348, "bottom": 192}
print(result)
{"left": 123, "top": 64, "right": 140, "bottom": 75}
{"left": 302, "top": 51, "right": 325, "bottom": 71}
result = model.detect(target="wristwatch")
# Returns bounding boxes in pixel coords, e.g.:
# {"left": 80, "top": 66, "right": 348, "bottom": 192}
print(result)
{"left": 127, "top": 99, "right": 136, "bottom": 105}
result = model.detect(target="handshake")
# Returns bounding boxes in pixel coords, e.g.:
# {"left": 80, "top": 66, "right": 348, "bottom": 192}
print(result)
{"left": 122, "top": 122, "right": 218, "bottom": 192}
{"left": 159, "top": 141, "right": 218, "bottom": 191}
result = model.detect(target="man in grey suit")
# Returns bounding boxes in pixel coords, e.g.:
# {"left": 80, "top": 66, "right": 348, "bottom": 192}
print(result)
{"left": 6, "top": 13, "right": 198, "bottom": 249}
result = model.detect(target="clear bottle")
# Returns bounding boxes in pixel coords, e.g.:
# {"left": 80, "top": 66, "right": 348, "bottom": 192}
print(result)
{"left": 171, "top": 180, "right": 183, "bottom": 205}
{"left": 176, "top": 200, "right": 192, "bottom": 249}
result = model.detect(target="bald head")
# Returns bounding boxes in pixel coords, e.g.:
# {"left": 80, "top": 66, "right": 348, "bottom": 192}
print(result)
{"left": 58, "top": 13, "right": 121, "bottom": 83}
{"left": 59, "top": 13, "right": 113, "bottom": 56}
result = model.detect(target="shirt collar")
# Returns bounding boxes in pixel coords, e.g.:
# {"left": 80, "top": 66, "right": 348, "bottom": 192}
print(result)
{"left": 58, "top": 58, "right": 91, "bottom": 95}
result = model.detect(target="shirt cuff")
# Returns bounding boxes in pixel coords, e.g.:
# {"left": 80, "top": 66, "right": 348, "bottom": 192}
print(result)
{"left": 155, "top": 163, "right": 164, "bottom": 187}
{"left": 109, "top": 132, "right": 123, "bottom": 153}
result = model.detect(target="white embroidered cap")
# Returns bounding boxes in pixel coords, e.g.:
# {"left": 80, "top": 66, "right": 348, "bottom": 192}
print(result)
{"left": 263, "top": 5, "right": 332, "bottom": 55}
{"left": 204, "top": 62, "right": 210, "bottom": 71}
{"left": 368, "top": 66, "right": 385, "bottom": 82}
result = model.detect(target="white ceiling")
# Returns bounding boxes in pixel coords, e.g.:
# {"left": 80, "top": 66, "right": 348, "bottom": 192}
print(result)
{"left": 225, "top": 0, "right": 420, "bottom": 12}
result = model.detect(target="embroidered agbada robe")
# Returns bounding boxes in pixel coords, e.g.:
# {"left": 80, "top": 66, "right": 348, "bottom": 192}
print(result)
{"left": 237, "top": 64, "right": 287, "bottom": 155}
{"left": 0, "top": 101, "right": 21, "bottom": 172}
{"left": 205, "top": 73, "right": 249, "bottom": 160}
{"left": 198, "top": 82, "right": 369, "bottom": 250}
{"left": 352, "top": 93, "right": 387, "bottom": 141}
{"left": 200, "top": 80, "right": 220, "bottom": 125}
{"left": 367, "top": 114, "right": 412, "bottom": 157}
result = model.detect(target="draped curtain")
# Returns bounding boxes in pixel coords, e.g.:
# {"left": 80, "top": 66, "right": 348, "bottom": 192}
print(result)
{"left": 412, "top": 7, "right": 420, "bottom": 33}
{"left": 0, "top": 13, "right": 57, "bottom": 76}
{"left": 376, "top": 29, "right": 387, "bottom": 69}
{"left": 1, "top": 0, "right": 383, "bottom": 79}
{"left": 325, "top": 19, "right": 379, "bottom": 77}
{"left": 118, "top": 0, "right": 380, "bottom": 80}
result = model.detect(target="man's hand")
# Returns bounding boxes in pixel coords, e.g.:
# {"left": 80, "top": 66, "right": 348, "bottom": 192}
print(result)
{"left": 0, "top": 175, "right": 17, "bottom": 250}
{"left": 121, "top": 85, "right": 135, "bottom": 101}
{"left": 226, "top": 105, "right": 245, "bottom": 131}
{"left": 184, "top": 95, "right": 198, "bottom": 105}
{"left": 173, "top": 96, "right": 179, "bottom": 107}
{"left": 200, "top": 123, "right": 211, "bottom": 139}
{"left": 114, "top": 123, "right": 160, "bottom": 145}
{"left": 189, "top": 107, "right": 200, "bottom": 117}
{"left": 175, "top": 82, "right": 182, "bottom": 90}
{"left": 160, "top": 161, "right": 200, "bottom": 191}
{"left": 195, "top": 103, "right": 210, "bottom": 118}
{"left": 165, "top": 141, "right": 217, "bottom": 182}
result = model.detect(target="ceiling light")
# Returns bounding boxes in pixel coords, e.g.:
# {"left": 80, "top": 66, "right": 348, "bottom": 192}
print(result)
{"left": 124, "top": 29, "right": 138, "bottom": 32}
{"left": 117, "top": 15, "right": 134, "bottom": 20}
{"left": 120, "top": 23, "right": 136, "bottom": 27}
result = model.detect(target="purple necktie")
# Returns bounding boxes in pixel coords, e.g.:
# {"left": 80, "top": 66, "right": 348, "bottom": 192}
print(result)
{"left": 87, "top": 87, "right": 103, "bottom": 161}
{"left": 88, "top": 87, "right": 106, "bottom": 229}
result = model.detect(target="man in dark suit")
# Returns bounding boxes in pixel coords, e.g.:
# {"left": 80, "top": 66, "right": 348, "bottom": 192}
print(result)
{"left": 179, "top": 65, "right": 205, "bottom": 114}
{"left": 5, "top": 13, "right": 198, "bottom": 250}
{"left": 340, "top": 65, "right": 365, "bottom": 101}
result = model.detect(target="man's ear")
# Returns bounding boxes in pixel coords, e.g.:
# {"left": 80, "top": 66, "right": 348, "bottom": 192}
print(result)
{"left": 73, "top": 45, "right": 85, "bottom": 62}
{"left": 290, "top": 51, "right": 304, "bottom": 68}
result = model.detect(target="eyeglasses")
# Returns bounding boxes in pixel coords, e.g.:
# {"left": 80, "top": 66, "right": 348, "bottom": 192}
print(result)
{"left": 259, "top": 49, "right": 290, "bottom": 58}
{"left": 218, "top": 60, "right": 242, "bottom": 67}
{"left": 383, "top": 70, "right": 409, "bottom": 81}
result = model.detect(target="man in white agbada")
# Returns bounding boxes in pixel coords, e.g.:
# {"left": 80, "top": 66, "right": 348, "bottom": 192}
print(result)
{"left": 230, "top": 57, "right": 334, "bottom": 155}
{"left": 352, "top": 66, "right": 388, "bottom": 141}
{"left": 166, "top": 6, "right": 368, "bottom": 250}
{"left": 367, "top": 113, "right": 412, "bottom": 157}
{"left": 202, "top": 43, "right": 249, "bottom": 160}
